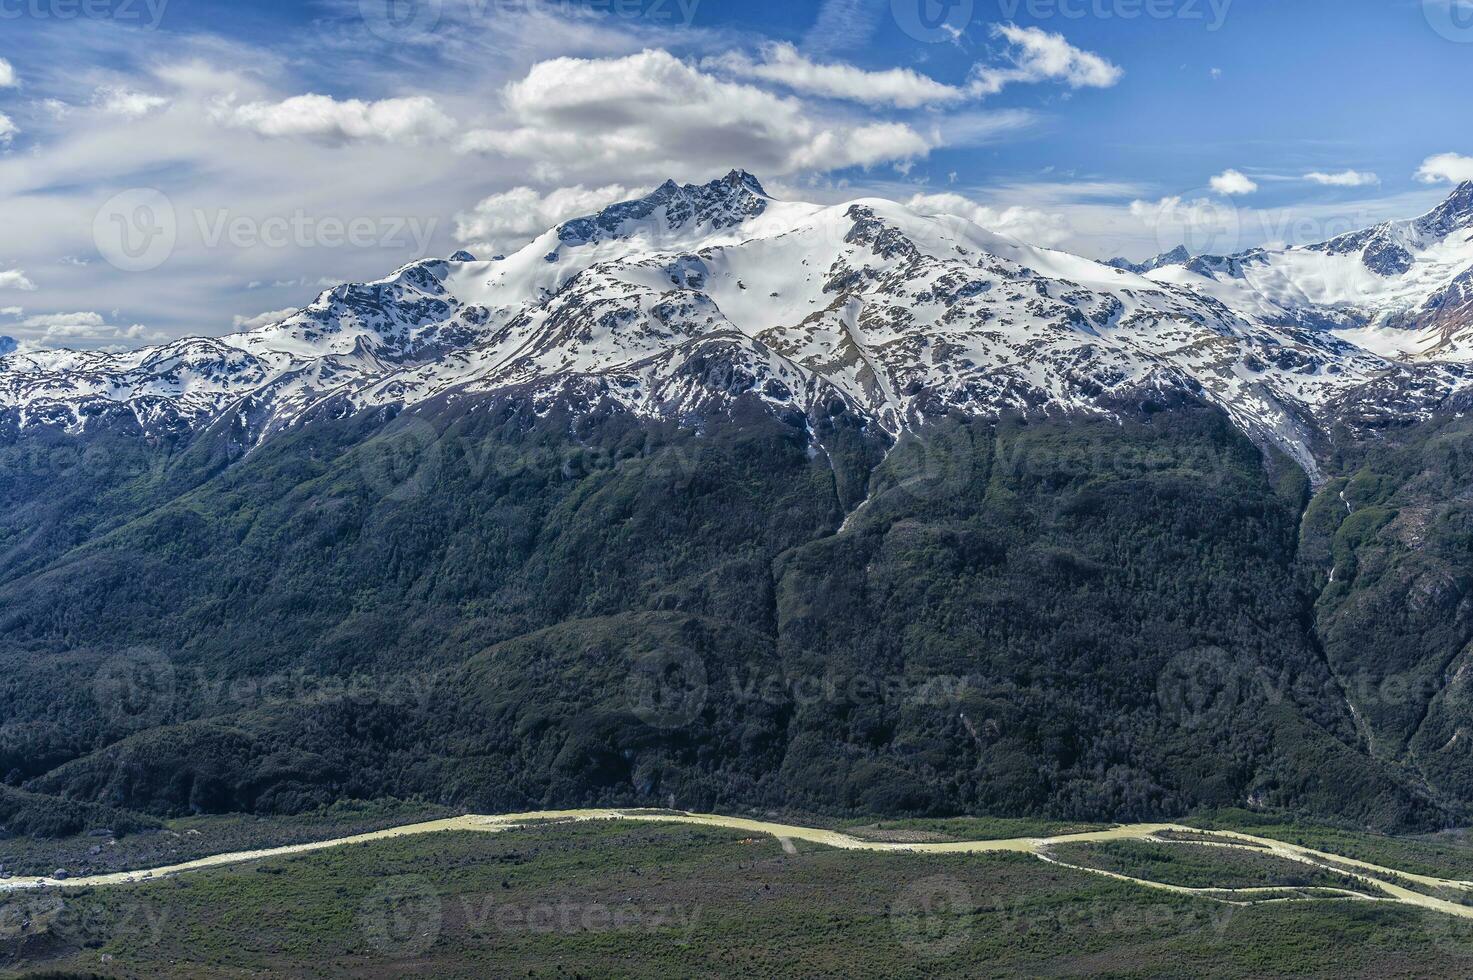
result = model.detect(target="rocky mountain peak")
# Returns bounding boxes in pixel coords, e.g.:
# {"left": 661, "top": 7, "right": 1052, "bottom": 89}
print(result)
{"left": 1106, "top": 244, "right": 1192, "bottom": 275}
{"left": 556, "top": 170, "right": 771, "bottom": 249}
{"left": 1416, "top": 180, "right": 1473, "bottom": 238}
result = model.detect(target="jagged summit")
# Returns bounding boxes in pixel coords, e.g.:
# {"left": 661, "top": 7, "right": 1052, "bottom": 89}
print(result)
{"left": 556, "top": 170, "right": 772, "bottom": 248}
{"left": 1107, "top": 244, "right": 1191, "bottom": 275}
{"left": 1416, "top": 179, "right": 1473, "bottom": 238}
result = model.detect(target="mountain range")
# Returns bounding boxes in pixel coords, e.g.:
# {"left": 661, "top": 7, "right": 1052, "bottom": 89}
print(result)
{"left": 6, "top": 172, "right": 1473, "bottom": 477}
{"left": 4, "top": 173, "right": 1473, "bottom": 834}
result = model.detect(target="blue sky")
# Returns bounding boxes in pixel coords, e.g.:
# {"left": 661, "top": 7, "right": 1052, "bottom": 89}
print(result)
{"left": 0, "top": 0, "right": 1470, "bottom": 348}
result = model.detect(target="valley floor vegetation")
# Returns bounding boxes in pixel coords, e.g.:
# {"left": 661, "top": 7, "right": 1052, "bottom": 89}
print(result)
{"left": 8, "top": 815, "right": 1473, "bottom": 978}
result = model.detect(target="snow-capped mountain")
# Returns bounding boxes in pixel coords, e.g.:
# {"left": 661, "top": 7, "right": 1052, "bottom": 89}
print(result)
{"left": 6, "top": 172, "right": 1473, "bottom": 479}
{"left": 1146, "top": 182, "right": 1473, "bottom": 359}
{"left": 1105, "top": 245, "right": 1191, "bottom": 275}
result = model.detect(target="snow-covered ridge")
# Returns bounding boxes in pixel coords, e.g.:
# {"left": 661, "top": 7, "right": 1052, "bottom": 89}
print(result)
{"left": 1145, "top": 181, "right": 1473, "bottom": 355}
{"left": 5, "top": 171, "right": 1473, "bottom": 476}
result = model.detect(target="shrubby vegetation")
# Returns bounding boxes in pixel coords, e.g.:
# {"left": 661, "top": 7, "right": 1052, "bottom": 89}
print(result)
{"left": 0, "top": 392, "right": 1464, "bottom": 833}
{"left": 1302, "top": 416, "right": 1473, "bottom": 816}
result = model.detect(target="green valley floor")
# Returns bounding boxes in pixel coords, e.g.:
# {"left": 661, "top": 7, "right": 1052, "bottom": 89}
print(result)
{"left": 6, "top": 809, "right": 1473, "bottom": 977}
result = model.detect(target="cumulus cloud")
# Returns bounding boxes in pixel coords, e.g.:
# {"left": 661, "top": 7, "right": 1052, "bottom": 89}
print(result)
{"left": 0, "top": 12, "right": 1121, "bottom": 350}
{"left": 1209, "top": 169, "right": 1258, "bottom": 195}
{"left": 15, "top": 311, "right": 155, "bottom": 347}
{"left": 1416, "top": 153, "right": 1473, "bottom": 185}
{"left": 969, "top": 24, "right": 1124, "bottom": 96}
{"left": 0, "top": 269, "right": 36, "bottom": 290}
{"left": 0, "top": 112, "right": 16, "bottom": 144}
{"left": 1304, "top": 170, "right": 1379, "bottom": 187}
{"left": 232, "top": 307, "right": 299, "bottom": 330}
{"left": 463, "top": 50, "right": 935, "bottom": 180}
{"left": 215, "top": 94, "right": 456, "bottom": 144}
{"left": 710, "top": 28, "right": 1120, "bottom": 107}
{"left": 1126, "top": 194, "right": 1244, "bottom": 255}
{"left": 0, "top": 58, "right": 15, "bottom": 88}
{"left": 707, "top": 43, "right": 965, "bottom": 108}
{"left": 1130, "top": 196, "right": 1203, "bottom": 220}
{"left": 904, "top": 192, "right": 1069, "bottom": 246}
{"left": 22, "top": 311, "right": 106, "bottom": 330}
{"left": 454, "top": 184, "right": 639, "bottom": 253}
{"left": 93, "top": 86, "right": 171, "bottom": 119}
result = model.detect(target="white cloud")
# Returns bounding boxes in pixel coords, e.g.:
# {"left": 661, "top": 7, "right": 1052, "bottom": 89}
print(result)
{"left": 788, "top": 122, "right": 934, "bottom": 171}
{"left": 1131, "top": 195, "right": 1237, "bottom": 223}
{"left": 803, "top": 0, "right": 888, "bottom": 54}
{"left": 232, "top": 307, "right": 299, "bottom": 330}
{"left": 215, "top": 94, "right": 456, "bottom": 144}
{"left": 1304, "top": 169, "right": 1379, "bottom": 187}
{"left": 15, "top": 311, "right": 155, "bottom": 347}
{"left": 1127, "top": 194, "right": 1243, "bottom": 255}
{"left": 710, "top": 29, "right": 1120, "bottom": 107}
{"left": 22, "top": 311, "right": 106, "bottom": 329}
{"left": 93, "top": 86, "right": 171, "bottom": 119}
{"left": 707, "top": 43, "right": 965, "bottom": 108}
{"left": 465, "top": 49, "right": 935, "bottom": 180}
{"left": 0, "top": 58, "right": 15, "bottom": 88}
{"left": 1209, "top": 169, "right": 1258, "bottom": 195}
{"left": 0, "top": 13, "right": 1091, "bottom": 349}
{"left": 454, "top": 184, "right": 638, "bottom": 253}
{"left": 1416, "top": 153, "right": 1473, "bottom": 186}
{"left": 904, "top": 192, "right": 1069, "bottom": 246}
{"left": 1131, "top": 196, "right": 1187, "bottom": 219}
{"left": 0, "top": 269, "right": 36, "bottom": 290}
{"left": 0, "top": 112, "right": 16, "bottom": 144}
{"left": 969, "top": 24, "right": 1124, "bottom": 96}
{"left": 1209, "top": 67, "right": 1223, "bottom": 80}
{"left": 1, "top": 306, "right": 22, "bottom": 317}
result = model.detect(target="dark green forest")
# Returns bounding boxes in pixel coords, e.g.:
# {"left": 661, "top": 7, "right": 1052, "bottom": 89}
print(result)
{"left": 2, "top": 389, "right": 1471, "bottom": 837}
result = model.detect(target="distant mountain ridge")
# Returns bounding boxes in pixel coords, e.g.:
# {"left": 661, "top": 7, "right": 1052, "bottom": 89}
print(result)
{"left": 4, "top": 174, "right": 1473, "bottom": 479}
